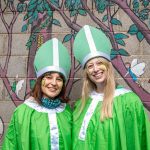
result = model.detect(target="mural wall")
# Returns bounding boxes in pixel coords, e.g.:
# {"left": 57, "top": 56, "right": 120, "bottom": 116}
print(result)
{"left": 0, "top": 0, "right": 150, "bottom": 148}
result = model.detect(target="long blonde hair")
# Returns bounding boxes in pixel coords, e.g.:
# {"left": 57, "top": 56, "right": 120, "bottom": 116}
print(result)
{"left": 80, "top": 57, "right": 115, "bottom": 121}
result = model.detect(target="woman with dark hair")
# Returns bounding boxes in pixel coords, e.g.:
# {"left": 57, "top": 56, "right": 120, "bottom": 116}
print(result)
{"left": 2, "top": 38, "right": 72, "bottom": 150}
{"left": 72, "top": 25, "right": 150, "bottom": 150}
{"left": 31, "top": 72, "right": 68, "bottom": 105}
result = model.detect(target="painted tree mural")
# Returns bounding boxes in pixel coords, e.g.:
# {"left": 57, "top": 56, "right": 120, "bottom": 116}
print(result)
{"left": 0, "top": 0, "right": 150, "bottom": 144}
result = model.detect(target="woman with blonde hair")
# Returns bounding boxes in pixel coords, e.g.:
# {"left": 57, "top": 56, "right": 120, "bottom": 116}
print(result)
{"left": 72, "top": 25, "right": 150, "bottom": 150}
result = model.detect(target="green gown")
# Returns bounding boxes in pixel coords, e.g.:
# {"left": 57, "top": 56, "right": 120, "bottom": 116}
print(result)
{"left": 2, "top": 97, "right": 72, "bottom": 150}
{"left": 73, "top": 88, "right": 150, "bottom": 150}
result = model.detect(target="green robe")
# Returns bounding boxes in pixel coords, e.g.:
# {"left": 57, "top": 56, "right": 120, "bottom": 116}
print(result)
{"left": 73, "top": 88, "right": 150, "bottom": 150}
{"left": 2, "top": 97, "right": 72, "bottom": 150}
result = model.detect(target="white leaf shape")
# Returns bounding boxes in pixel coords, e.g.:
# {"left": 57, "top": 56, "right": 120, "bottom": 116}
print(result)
{"left": 0, "top": 117, "right": 4, "bottom": 138}
{"left": 15, "top": 79, "right": 24, "bottom": 96}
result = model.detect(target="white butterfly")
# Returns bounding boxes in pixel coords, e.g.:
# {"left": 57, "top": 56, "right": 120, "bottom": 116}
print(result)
{"left": 125, "top": 59, "right": 146, "bottom": 81}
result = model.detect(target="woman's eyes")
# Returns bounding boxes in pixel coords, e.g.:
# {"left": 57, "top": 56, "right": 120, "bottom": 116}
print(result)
{"left": 45, "top": 76, "right": 63, "bottom": 81}
{"left": 87, "top": 64, "right": 93, "bottom": 69}
{"left": 45, "top": 76, "right": 52, "bottom": 79}
{"left": 87, "top": 62, "right": 103, "bottom": 69}
{"left": 97, "top": 61, "right": 103, "bottom": 65}
{"left": 56, "top": 78, "right": 63, "bottom": 81}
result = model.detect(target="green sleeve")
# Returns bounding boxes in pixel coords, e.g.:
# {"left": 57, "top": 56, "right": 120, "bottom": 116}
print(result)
{"left": 2, "top": 113, "right": 18, "bottom": 150}
{"left": 128, "top": 93, "right": 150, "bottom": 150}
{"left": 131, "top": 94, "right": 150, "bottom": 150}
{"left": 114, "top": 92, "right": 150, "bottom": 150}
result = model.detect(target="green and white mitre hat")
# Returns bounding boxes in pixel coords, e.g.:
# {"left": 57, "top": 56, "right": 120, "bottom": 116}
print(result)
{"left": 73, "top": 25, "right": 112, "bottom": 68}
{"left": 34, "top": 38, "right": 71, "bottom": 80}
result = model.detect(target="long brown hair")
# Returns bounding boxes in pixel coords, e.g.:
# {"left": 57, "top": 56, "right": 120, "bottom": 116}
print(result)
{"left": 30, "top": 72, "right": 69, "bottom": 104}
{"left": 79, "top": 57, "right": 115, "bottom": 121}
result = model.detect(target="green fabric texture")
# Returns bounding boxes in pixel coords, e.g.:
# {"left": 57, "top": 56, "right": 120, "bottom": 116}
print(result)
{"left": 72, "top": 91, "right": 150, "bottom": 150}
{"left": 73, "top": 25, "right": 112, "bottom": 67}
{"left": 2, "top": 100, "right": 72, "bottom": 150}
{"left": 34, "top": 38, "right": 71, "bottom": 79}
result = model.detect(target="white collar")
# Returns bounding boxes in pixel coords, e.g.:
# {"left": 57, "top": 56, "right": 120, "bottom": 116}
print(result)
{"left": 24, "top": 97, "right": 66, "bottom": 114}
{"left": 90, "top": 91, "right": 104, "bottom": 102}
{"left": 90, "top": 88, "right": 131, "bottom": 102}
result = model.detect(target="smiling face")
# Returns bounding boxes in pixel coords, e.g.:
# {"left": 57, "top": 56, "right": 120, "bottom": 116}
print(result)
{"left": 86, "top": 57, "right": 108, "bottom": 85}
{"left": 41, "top": 72, "right": 64, "bottom": 99}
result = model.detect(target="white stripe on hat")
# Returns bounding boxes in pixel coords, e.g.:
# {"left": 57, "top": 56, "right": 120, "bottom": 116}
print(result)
{"left": 81, "top": 25, "right": 111, "bottom": 68}
{"left": 84, "top": 25, "right": 97, "bottom": 53}
{"left": 53, "top": 38, "right": 59, "bottom": 66}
